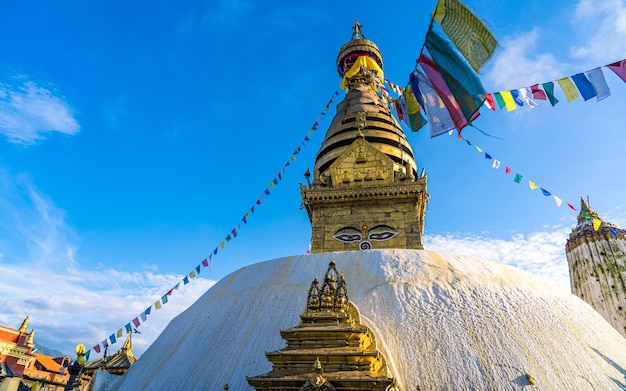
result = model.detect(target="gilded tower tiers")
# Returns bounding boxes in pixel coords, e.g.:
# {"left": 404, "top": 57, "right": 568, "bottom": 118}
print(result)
{"left": 301, "top": 22, "right": 428, "bottom": 253}
{"left": 565, "top": 198, "right": 626, "bottom": 338}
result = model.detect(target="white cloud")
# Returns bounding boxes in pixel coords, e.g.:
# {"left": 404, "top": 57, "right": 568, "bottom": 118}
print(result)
{"left": 0, "top": 168, "right": 215, "bottom": 356}
{"left": 571, "top": 0, "right": 626, "bottom": 62}
{"left": 486, "top": 0, "right": 626, "bottom": 91}
{"left": 424, "top": 228, "right": 571, "bottom": 291}
{"left": 0, "top": 77, "right": 79, "bottom": 145}
{"left": 485, "top": 28, "right": 565, "bottom": 90}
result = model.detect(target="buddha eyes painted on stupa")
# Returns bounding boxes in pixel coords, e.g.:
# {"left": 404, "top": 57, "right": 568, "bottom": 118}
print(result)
{"left": 333, "top": 224, "right": 398, "bottom": 246}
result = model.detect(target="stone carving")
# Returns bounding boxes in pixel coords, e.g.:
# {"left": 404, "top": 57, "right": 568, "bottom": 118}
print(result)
{"left": 306, "top": 261, "right": 349, "bottom": 314}
{"left": 299, "top": 359, "right": 336, "bottom": 391}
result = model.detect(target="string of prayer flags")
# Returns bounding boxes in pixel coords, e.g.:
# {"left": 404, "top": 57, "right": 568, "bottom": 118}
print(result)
{"left": 88, "top": 91, "right": 341, "bottom": 357}
{"left": 483, "top": 56, "right": 626, "bottom": 116}
{"left": 432, "top": 0, "right": 498, "bottom": 72}
{"left": 459, "top": 133, "right": 578, "bottom": 212}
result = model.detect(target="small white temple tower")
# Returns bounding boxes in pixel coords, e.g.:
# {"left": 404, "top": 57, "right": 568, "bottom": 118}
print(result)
{"left": 565, "top": 198, "right": 626, "bottom": 338}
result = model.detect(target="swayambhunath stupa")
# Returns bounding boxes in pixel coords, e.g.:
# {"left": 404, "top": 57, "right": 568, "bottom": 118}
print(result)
{"left": 100, "top": 12, "right": 626, "bottom": 391}
{"left": 5, "top": 1, "right": 626, "bottom": 391}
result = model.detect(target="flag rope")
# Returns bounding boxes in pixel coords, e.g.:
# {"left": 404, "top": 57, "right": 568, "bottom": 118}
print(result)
{"left": 85, "top": 90, "right": 341, "bottom": 360}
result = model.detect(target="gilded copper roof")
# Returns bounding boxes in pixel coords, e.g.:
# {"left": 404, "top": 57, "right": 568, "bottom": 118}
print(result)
{"left": 84, "top": 334, "right": 137, "bottom": 371}
{"left": 314, "top": 84, "right": 417, "bottom": 180}
{"left": 315, "top": 23, "right": 417, "bottom": 182}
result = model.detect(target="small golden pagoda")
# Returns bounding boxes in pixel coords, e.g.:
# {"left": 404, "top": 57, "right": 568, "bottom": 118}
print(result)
{"left": 83, "top": 333, "right": 137, "bottom": 377}
{"left": 301, "top": 21, "right": 428, "bottom": 253}
{"left": 246, "top": 261, "right": 394, "bottom": 390}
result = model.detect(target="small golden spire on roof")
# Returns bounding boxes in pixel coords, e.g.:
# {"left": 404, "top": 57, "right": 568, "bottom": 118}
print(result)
{"left": 26, "top": 329, "right": 35, "bottom": 345}
{"left": 18, "top": 316, "right": 29, "bottom": 333}
{"left": 578, "top": 197, "right": 600, "bottom": 221}
{"left": 120, "top": 333, "right": 136, "bottom": 360}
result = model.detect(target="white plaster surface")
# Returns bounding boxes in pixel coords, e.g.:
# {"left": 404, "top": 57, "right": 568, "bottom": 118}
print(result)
{"left": 111, "top": 250, "right": 626, "bottom": 390}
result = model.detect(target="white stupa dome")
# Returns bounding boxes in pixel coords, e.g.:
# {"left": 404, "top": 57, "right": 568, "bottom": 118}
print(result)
{"left": 110, "top": 250, "right": 626, "bottom": 390}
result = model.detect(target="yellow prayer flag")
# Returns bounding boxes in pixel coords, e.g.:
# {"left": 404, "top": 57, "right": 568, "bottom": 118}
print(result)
{"left": 593, "top": 218, "right": 601, "bottom": 231}
{"left": 155, "top": 300, "right": 162, "bottom": 310}
{"left": 269, "top": 183, "right": 275, "bottom": 189}
{"left": 404, "top": 86, "right": 421, "bottom": 114}
{"left": 189, "top": 270, "right": 196, "bottom": 279}
{"left": 220, "top": 241, "right": 225, "bottom": 249}
{"left": 556, "top": 78, "right": 579, "bottom": 102}
{"left": 117, "top": 329, "right": 123, "bottom": 338}
{"left": 528, "top": 180, "right": 539, "bottom": 190}
{"left": 475, "top": 146, "right": 483, "bottom": 153}
{"left": 500, "top": 91, "right": 516, "bottom": 112}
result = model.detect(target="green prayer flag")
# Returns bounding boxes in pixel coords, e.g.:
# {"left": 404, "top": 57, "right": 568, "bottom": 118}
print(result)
{"left": 424, "top": 27, "right": 486, "bottom": 122}
{"left": 582, "top": 211, "right": 591, "bottom": 218}
{"left": 409, "top": 111, "right": 428, "bottom": 132}
{"left": 513, "top": 173, "right": 523, "bottom": 183}
{"left": 542, "top": 82, "right": 559, "bottom": 106}
{"left": 433, "top": 0, "right": 498, "bottom": 72}
{"left": 494, "top": 92, "right": 505, "bottom": 109}
{"left": 125, "top": 323, "right": 132, "bottom": 333}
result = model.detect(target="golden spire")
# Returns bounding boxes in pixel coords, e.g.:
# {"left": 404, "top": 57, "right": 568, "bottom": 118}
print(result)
{"left": 18, "top": 316, "right": 29, "bottom": 333}
{"left": 120, "top": 333, "right": 136, "bottom": 359}
{"left": 26, "top": 329, "right": 35, "bottom": 345}
{"left": 351, "top": 20, "right": 365, "bottom": 40}
{"left": 578, "top": 197, "right": 600, "bottom": 221}
{"left": 336, "top": 21, "right": 383, "bottom": 78}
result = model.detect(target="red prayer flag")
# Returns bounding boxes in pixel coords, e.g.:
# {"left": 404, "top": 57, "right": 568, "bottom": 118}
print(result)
{"left": 567, "top": 203, "right": 577, "bottom": 211}
{"left": 202, "top": 259, "right": 209, "bottom": 267}
{"left": 418, "top": 54, "right": 468, "bottom": 132}
{"left": 132, "top": 317, "right": 140, "bottom": 327}
{"left": 608, "top": 60, "right": 626, "bottom": 83}
{"left": 485, "top": 94, "right": 496, "bottom": 111}
{"left": 231, "top": 228, "right": 237, "bottom": 238}
{"left": 530, "top": 84, "right": 547, "bottom": 100}
{"left": 94, "top": 344, "right": 101, "bottom": 353}
{"left": 505, "top": 166, "right": 511, "bottom": 174}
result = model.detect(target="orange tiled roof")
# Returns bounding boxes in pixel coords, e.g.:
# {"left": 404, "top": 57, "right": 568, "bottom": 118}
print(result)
{"left": 34, "top": 353, "right": 62, "bottom": 372}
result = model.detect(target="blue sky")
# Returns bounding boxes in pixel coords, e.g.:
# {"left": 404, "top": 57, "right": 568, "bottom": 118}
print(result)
{"left": 1, "top": 0, "right": 626, "bottom": 356}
